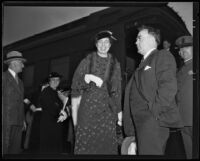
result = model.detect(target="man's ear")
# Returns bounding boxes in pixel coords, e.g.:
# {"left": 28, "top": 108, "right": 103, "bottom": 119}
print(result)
{"left": 149, "top": 35, "right": 156, "bottom": 46}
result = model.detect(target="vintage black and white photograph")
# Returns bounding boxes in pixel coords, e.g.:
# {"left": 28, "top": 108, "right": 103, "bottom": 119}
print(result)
{"left": 2, "top": 1, "right": 199, "bottom": 159}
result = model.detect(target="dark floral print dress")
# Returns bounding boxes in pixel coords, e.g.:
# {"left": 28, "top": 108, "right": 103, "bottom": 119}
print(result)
{"left": 71, "top": 52, "right": 122, "bottom": 154}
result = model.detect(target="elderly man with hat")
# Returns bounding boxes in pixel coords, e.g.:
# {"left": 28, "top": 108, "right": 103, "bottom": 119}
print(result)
{"left": 3, "top": 51, "right": 27, "bottom": 154}
{"left": 175, "top": 35, "right": 193, "bottom": 159}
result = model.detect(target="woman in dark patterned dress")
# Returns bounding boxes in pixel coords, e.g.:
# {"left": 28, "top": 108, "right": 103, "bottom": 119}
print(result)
{"left": 71, "top": 31, "right": 122, "bottom": 154}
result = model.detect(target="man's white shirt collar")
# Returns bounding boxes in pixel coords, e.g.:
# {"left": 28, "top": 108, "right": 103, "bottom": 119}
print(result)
{"left": 144, "top": 48, "right": 156, "bottom": 60}
{"left": 8, "top": 68, "right": 16, "bottom": 79}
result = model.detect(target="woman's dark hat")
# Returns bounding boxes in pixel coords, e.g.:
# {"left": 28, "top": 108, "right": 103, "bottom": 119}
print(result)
{"left": 4, "top": 51, "right": 27, "bottom": 64}
{"left": 95, "top": 30, "right": 117, "bottom": 41}
{"left": 48, "top": 72, "right": 62, "bottom": 79}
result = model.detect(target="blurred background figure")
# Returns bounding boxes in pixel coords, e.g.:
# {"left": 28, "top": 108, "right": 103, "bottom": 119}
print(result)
{"left": 162, "top": 39, "right": 185, "bottom": 71}
{"left": 3, "top": 51, "right": 27, "bottom": 155}
{"left": 163, "top": 39, "right": 171, "bottom": 51}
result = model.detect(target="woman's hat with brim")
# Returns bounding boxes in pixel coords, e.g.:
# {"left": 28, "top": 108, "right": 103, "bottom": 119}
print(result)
{"left": 4, "top": 51, "right": 27, "bottom": 64}
{"left": 48, "top": 72, "right": 62, "bottom": 79}
{"left": 95, "top": 30, "right": 117, "bottom": 41}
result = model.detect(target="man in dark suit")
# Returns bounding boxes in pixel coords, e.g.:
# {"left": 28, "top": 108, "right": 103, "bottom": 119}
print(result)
{"left": 175, "top": 35, "right": 193, "bottom": 159}
{"left": 123, "top": 25, "right": 183, "bottom": 155}
{"left": 3, "top": 51, "right": 27, "bottom": 155}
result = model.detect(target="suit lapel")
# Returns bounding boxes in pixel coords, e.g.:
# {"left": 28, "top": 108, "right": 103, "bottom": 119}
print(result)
{"left": 18, "top": 79, "right": 24, "bottom": 95}
{"left": 125, "top": 49, "right": 158, "bottom": 108}
{"left": 135, "top": 49, "right": 158, "bottom": 90}
{"left": 137, "top": 49, "right": 157, "bottom": 70}
{"left": 134, "top": 69, "right": 139, "bottom": 89}
{"left": 6, "top": 71, "right": 23, "bottom": 95}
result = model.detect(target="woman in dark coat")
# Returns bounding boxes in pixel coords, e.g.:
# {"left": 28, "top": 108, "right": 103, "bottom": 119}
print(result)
{"left": 39, "top": 72, "right": 68, "bottom": 154}
{"left": 71, "top": 31, "right": 122, "bottom": 154}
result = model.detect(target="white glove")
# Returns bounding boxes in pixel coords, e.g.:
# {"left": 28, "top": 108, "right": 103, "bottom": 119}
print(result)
{"left": 84, "top": 74, "right": 91, "bottom": 84}
{"left": 30, "top": 104, "right": 37, "bottom": 112}
{"left": 84, "top": 74, "right": 103, "bottom": 87}
{"left": 57, "top": 110, "right": 67, "bottom": 123}
{"left": 128, "top": 142, "right": 137, "bottom": 155}
{"left": 117, "top": 111, "right": 122, "bottom": 126}
{"left": 24, "top": 98, "right": 31, "bottom": 105}
{"left": 90, "top": 74, "right": 103, "bottom": 87}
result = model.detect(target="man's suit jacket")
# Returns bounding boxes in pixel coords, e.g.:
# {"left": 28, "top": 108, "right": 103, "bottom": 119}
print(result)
{"left": 2, "top": 70, "right": 25, "bottom": 153}
{"left": 123, "top": 49, "right": 183, "bottom": 136}
{"left": 177, "top": 59, "right": 193, "bottom": 126}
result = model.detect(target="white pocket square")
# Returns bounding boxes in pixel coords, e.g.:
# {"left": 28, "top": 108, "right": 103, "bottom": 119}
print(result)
{"left": 144, "top": 65, "right": 151, "bottom": 71}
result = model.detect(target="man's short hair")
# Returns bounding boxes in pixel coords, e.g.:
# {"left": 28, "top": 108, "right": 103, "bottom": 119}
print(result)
{"left": 138, "top": 25, "right": 161, "bottom": 45}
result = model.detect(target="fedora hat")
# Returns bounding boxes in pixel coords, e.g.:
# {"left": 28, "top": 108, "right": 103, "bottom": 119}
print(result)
{"left": 175, "top": 35, "right": 193, "bottom": 48}
{"left": 121, "top": 136, "right": 137, "bottom": 155}
{"left": 4, "top": 51, "right": 26, "bottom": 64}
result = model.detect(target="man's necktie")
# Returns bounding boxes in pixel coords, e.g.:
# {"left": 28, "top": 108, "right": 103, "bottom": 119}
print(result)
{"left": 138, "top": 58, "right": 144, "bottom": 68}
{"left": 15, "top": 75, "right": 19, "bottom": 84}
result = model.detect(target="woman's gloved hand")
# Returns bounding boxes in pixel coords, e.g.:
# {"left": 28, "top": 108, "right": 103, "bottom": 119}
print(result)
{"left": 84, "top": 74, "right": 103, "bottom": 87}
{"left": 57, "top": 110, "right": 68, "bottom": 123}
